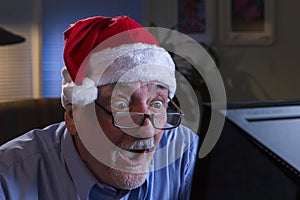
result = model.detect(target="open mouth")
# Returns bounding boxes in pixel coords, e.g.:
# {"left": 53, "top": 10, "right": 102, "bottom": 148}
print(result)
{"left": 115, "top": 138, "right": 155, "bottom": 168}
{"left": 117, "top": 147, "right": 154, "bottom": 168}
{"left": 127, "top": 147, "right": 154, "bottom": 154}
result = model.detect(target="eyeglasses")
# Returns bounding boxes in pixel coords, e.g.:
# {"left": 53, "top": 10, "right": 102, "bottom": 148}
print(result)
{"left": 94, "top": 98, "right": 183, "bottom": 130}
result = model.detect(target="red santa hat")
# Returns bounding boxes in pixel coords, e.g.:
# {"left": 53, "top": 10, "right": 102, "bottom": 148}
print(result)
{"left": 61, "top": 16, "right": 176, "bottom": 107}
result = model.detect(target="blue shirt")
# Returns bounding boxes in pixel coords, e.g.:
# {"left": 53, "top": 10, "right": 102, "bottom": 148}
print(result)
{"left": 0, "top": 122, "right": 199, "bottom": 200}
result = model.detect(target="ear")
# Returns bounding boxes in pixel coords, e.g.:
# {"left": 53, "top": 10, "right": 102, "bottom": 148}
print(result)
{"left": 64, "top": 104, "right": 77, "bottom": 136}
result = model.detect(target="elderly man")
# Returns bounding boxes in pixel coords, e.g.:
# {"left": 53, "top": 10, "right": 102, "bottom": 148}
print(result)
{"left": 0, "top": 16, "right": 199, "bottom": 199}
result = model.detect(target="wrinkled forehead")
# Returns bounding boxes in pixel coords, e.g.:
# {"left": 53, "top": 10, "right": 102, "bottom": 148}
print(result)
{"left": 98, "top": 81, "right": 169, "bottom": 98}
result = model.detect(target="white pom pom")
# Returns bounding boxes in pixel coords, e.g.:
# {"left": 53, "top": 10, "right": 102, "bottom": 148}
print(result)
{"left": 72, "top": 77, "right": 98, "bottom": 106}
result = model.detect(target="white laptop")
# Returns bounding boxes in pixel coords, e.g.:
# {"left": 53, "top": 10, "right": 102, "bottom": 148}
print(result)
{"left": 225, "top": 103, "right": 300, "bottom": 175}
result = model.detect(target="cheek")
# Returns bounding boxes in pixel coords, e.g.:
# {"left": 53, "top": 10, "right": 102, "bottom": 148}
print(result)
{"left": 98, "top": 115, "right": 125, "bottom": 145}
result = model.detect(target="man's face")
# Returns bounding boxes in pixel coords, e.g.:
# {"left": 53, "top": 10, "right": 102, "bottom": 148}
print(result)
{"left": 79, "top": 81, "right": 169, "bottom": 189}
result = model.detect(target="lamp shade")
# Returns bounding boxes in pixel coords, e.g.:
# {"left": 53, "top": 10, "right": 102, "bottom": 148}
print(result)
{"left": 0, "top": 27, "right": 25, "bottom": 45}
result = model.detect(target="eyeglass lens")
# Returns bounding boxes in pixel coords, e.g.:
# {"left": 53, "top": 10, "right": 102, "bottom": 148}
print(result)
{"left": 113, "top": 112, "right": 181, "bottom": 129}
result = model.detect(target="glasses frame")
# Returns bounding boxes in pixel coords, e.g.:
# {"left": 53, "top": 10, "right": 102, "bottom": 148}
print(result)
{"left": 94, "top": 97, "right": 183, "bottom": 130}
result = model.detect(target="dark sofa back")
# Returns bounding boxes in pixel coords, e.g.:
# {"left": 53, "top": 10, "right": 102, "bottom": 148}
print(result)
{"left": 0, "top": 98, "right": 65, "bottom": 145}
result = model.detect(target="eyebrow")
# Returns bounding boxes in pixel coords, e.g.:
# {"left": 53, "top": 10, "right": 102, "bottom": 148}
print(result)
{"left": 156, "top": 83, "right": 169, "bottom": 91}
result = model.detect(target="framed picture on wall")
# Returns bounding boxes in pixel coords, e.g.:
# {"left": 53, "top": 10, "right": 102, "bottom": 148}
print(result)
{"left": 177, "top": 0, "right": 216, "bottom": 45}
{"left": 219, "top": 0, "right": 274, "bottom": 45}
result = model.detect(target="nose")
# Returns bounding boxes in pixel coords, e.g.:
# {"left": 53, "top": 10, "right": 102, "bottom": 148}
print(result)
{"left": 131, "top": 102, "right": 152, "bottom": 126}
{"left": 128, "top": 102, "right": 156, "bottom": 138}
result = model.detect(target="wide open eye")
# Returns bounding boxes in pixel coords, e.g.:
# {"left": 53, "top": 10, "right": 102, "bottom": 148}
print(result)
{"left": 151, "top": 100, "right": 164, "bottom": 110}
{"left": 111, "top": 100, "right": 129, "bottom": 111}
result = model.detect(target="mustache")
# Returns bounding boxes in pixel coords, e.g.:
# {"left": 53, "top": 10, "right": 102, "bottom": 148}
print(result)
{"left": 119, "top": 138, "right": 155, "bottom": 151}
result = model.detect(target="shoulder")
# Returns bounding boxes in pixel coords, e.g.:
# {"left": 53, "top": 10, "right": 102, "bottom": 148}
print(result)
{"left": 0, "top": 122, "right": 67, "bottom": 170}
{"left": 145, "top": 126, "right": 199, "bottom": 199}
{"left": 154, "top": 125, "right": 199, "bottom": 171}
{"left": 160, "top": 125, "right": 199, "bottom": 155}
{"left": 158, "top": 125, "right": 200, "bottom": 176}
{"left": 0, "top": 122, "right": 80, "bottom": 199}
{"left": 164, "top": 125, "right": 199, "bottom": 140}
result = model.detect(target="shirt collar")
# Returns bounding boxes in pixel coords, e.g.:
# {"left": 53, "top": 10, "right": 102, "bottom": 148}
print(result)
{"left": 61, "top": 129, "right": 97, "bottom": 200}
